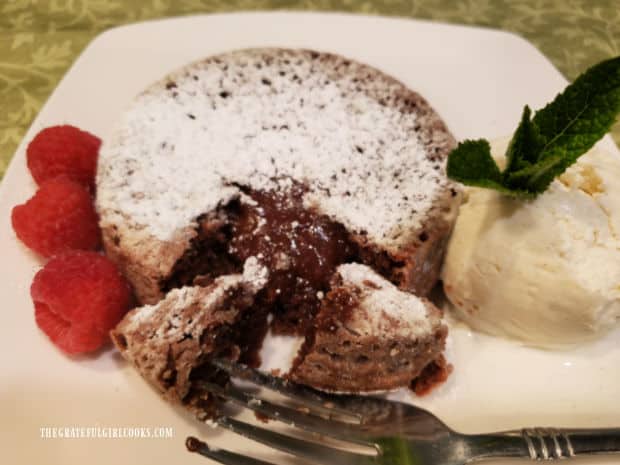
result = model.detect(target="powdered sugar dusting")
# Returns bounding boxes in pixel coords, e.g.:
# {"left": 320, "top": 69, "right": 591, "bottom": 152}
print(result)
{"left": 97, "top": 49, "right": 452, "bottom": 250}
{"left": 126, "top": 257, "right": 268, "bottom": 336}
{"left": 336, "top": 263, "right": 436, "bottom": 337}
{"left": 242, "top": 256, "right": 269, "bottom": 292}
{"left": 126, "top": 274, "right": 243, "bottom": 331}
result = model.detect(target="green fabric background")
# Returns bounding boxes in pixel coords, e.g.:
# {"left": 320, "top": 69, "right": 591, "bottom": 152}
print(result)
{"left": 1, "top": 0, "right": 619, "bottom": 181}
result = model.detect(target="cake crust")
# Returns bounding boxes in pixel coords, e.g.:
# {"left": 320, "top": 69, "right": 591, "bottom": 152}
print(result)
{"left": 96, "top": 48, "right": 460, "bottom": 305}
{"left": 110, "top": 260, "right": 268, "bottom": 418}
{"left": 290, "top": 263, "right": 448, "bottom": 392}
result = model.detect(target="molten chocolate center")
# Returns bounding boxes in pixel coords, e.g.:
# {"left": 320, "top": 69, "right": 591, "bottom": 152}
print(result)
{"left": 230, "top": 186, "right": 357, "bottom": 333}
{"left": 163, "top": 183, "right": 402, "bottom": 334}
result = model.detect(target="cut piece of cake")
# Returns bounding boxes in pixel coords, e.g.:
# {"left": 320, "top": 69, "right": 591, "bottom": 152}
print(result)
{"left": 110, "top": 259, "right": 268, "bottom": 419}
{"left": 290, "top": 263, "right": 448, "bottom": 393}
{"left": 97, "top": 48, "right": 461, "bottom": 329}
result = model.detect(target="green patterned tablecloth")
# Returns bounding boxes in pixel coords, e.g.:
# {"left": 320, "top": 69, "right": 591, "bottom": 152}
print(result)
{"left": 1, "top": 0, "right": 619, "bottom": 180}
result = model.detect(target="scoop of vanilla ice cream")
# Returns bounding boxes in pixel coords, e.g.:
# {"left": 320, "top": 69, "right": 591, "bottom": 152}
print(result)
{"left": 442, "top": 138, "right": 620, "bottom": 348}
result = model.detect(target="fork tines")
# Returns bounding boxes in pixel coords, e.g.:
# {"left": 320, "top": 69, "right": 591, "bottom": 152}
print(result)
{"left": 186, "top": 436, "right": 276, "bottom": 465}
{"left": 187, "top": 358, "right": 379, "bottom": 465}
{"left": 210, "top": 358, "right": 362, "bottom": 421}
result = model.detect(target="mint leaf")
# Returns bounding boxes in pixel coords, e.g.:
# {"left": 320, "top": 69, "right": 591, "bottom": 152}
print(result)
{"left": 446, "top": 140, "right": 501, "bottom": 184}
{"left": 447, "top": 55, "right": 620, "bottom": 198}
{"left": 446, "top": 139, "right": 531, "bottom": 197}
{"left": 507, "top": 56, "right": 620, "bottom": 192}
{"left": 504, "top": 106, "right": 543, "bottom": 173}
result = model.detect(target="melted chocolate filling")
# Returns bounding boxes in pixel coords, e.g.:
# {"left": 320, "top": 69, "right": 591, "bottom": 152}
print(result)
{"left": 162, "top": 183, "right": 403, "bottom": 335}
{"left": 230, "top": 185, "right": 358, "bottom": 333}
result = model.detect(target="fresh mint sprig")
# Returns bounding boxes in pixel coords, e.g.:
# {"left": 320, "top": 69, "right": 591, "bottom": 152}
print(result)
{"left": 447, "top": 56, "right": 620, "bottom": 198}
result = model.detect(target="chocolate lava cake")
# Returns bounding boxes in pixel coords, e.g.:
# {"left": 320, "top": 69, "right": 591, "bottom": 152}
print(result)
{"left": 102, "top": 48, "right": 461, "bottom": 400}
{"left": 110, "top": 259, "right": 268, "bottom": 419}
{"left": 290, "top": 263, "right": 447, "bottom": 392}
{"left": 96, "top": 48, "right": 461, "bottom": 335}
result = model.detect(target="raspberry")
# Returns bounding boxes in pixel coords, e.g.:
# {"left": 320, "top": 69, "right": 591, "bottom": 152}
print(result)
{"left": 11, "top": 178, "right": 101, "bottom": 258}
{"left": 26, "top": 125, "right": 101, "bottom": 189}
{"left": 31, "top": 251, "right": 134, "bottom": 354}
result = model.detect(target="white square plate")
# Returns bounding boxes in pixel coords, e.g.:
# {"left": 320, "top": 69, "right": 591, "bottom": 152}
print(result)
{"left": 1, "top": 12, "right": 618, "bottom": 465}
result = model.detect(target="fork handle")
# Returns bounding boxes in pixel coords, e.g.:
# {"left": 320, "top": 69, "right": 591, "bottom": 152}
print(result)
{"left": 469, "top": 428, "right": 620, "bottom": 461}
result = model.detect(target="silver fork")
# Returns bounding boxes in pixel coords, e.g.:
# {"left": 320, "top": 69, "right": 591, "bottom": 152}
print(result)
{"left": 186, "top": 358, "right": 620, "bottom": 464}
